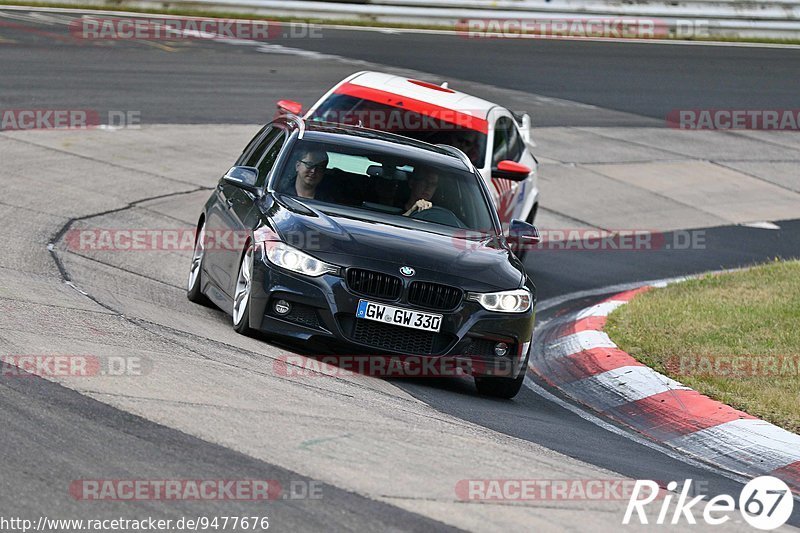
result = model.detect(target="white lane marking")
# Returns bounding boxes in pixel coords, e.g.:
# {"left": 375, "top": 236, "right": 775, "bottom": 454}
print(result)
{"left": 534, "top": 270, "right": 744, "bottom": 313}
{"left": 0, "top": 10, "right": 62, "bottom": 24}
{"left": 575, "top": 299, "right": 626, "bottom": 319}
{"left": 535, "top": 276, "right": 684, "bottom": 313}
{"left": 742, "top": 221, "right": 781, "bottom": 230}
{"left": 3, "top": 6, "right": 800, "bottom": 50}
{"left": 669, "top": 419, "right": 800, "bottom": 474}
{"left": 27, "top": 11, "right": 75, "bottom": 25}
{"left": 544, "top": 330, "right": 616, "bottom": 358}
{"left": 255, "top": 42, "right": 369, "bottom": 65}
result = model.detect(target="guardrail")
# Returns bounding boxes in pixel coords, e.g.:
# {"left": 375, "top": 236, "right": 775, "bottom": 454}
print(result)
{"left": 42, "top": 0, "right": 800, "bottom": 38}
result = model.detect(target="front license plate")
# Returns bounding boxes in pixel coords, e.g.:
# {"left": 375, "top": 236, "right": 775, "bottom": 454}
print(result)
{"left": 356, "top": 300, "right": 442, "bottom": 333}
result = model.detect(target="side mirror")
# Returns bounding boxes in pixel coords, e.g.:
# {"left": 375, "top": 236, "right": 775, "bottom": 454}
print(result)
{"left": 223, "top": 166, "right": 261, "bottom": 195}
{"left": 492, "top": 160, "right": 531, "bottom": 181}
{"left": 506, "top": 219, "right": 541, "bottom": 252}
{"left": 277, "top": 99, "right": 303, "bottom": 116}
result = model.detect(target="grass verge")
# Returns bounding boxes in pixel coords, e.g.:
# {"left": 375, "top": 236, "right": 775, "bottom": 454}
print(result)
{"left": 605, "top": 260, "right": 800, "bottom": 433}
{"left": 2, "top": 0, "right": 800, "bottom": 46}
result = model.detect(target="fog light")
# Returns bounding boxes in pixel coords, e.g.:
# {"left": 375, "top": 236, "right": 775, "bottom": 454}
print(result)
{"left": 273, "top": 299, "right": 291, "bottom": 315}
{"left": 494, "top": 342, "right": 509, "bottom": 357}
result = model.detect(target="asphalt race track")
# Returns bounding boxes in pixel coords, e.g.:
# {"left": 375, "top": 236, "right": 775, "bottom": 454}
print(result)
{"left": 2, "top": 12, "right": 800, "bottom": 126}
{"left": 1, "top": 8, "right": 800, "bottom": 531}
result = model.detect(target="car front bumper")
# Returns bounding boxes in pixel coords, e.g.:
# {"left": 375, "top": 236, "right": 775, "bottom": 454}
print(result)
{"left": 248, "top": 255, "right": 534, "bottom": 378}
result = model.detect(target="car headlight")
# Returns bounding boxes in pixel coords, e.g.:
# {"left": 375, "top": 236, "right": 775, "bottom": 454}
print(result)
{"left": 264, "top": 242, "right": 338, "bottom": 277}
{"left": 466, "top": 289, "right": 532, "bottom": 313}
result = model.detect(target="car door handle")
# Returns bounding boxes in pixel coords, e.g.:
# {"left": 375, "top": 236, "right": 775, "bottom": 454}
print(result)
{"left": 225, "top": 199, "right": 234, "bottom": 208}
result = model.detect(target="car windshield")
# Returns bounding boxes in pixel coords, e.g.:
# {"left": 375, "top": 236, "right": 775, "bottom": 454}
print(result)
{"left": 309, "top": 93, "right": 487, "bottom": 167}
{"left": 271, "top": 139, "right": 495, "bottom": 233}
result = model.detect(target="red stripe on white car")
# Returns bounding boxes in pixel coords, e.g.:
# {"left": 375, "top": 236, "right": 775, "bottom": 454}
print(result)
{"left": 334, "top": 82, "right": 489, "bottom": 133}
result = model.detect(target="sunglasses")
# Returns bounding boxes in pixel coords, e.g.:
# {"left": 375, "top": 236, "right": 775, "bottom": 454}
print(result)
{"left": 299, "top": 160, "right": 327, "bottom": 171}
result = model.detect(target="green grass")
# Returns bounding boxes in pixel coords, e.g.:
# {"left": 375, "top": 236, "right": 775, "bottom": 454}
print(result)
{"left": 605, "top": 260, "right": 800, "bottom": 433}
{"left": 3, "top": 0, "right": 800, "bottom": 46}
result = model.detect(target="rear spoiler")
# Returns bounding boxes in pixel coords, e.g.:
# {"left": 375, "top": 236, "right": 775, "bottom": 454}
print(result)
{"left": 511, "top": 111, "right": 535, "bottom": 148}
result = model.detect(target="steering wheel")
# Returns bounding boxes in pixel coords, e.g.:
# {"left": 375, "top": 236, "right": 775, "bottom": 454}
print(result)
{"left": 410, "top": 206, "right": 468, "bottom": 228}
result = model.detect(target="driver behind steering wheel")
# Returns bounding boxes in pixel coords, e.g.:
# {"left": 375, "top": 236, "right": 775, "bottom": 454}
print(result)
{"left": 403, "top": 168, "right": 439, "bottom": 217}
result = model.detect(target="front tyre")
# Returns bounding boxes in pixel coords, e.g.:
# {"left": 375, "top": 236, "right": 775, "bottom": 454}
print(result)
{"left": 474, "top": 372, "right": 525, "bottom": 399}
{"left": 474, "top": 353, "right": 529, "bottom": 399}
{"left": 232, "top": 245, "right": 254, "bottom": 335}
{"left": 187, "top": 220, "right": 211, "bottom": 305}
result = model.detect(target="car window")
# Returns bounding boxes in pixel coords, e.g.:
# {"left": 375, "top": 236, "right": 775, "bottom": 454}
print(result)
{"left": 236, "top": 125, "right": 270, "bottom": 165}
{"left": 243, "top": 127, "right": 281, "bottom": 168}
{"left": 327, "top": 152, "right": 373, "bottom": 175}
{"left": 237, "top": 125, "right": 271, "bottom": 165}
{"left": 507, "top": 121, "right": 524, "bottom": 162}
{"left": 493, "top": 116, "right": 527, "bottom": 166}
{"left": 254, "top": 132, "right": 287, "bottom": 187}
{"left": 272, "top": 139, "right": 495, "bottom": 233}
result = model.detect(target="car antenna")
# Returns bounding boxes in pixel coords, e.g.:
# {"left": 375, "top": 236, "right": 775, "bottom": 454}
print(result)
{"left": 440, "top": 82, "right": 449, "bottom": 89}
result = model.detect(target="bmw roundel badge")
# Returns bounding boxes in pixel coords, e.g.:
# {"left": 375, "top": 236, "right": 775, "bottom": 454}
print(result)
{"left": 399, "top": 266, "right": 415, "bottom": 277}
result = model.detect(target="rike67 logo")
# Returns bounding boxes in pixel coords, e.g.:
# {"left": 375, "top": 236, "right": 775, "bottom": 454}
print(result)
{"left": 624, "top": 477, "right": 794, "bottom": 529}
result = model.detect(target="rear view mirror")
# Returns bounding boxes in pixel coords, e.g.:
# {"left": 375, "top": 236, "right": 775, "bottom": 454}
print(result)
{"left": 492, "top": 160, "right": 531, "bottom": 181}
{"left": 277, "top": 99, "right": 303, "bottom": 116}
{"left": 223, "top": 166, "right": 261, "bottom": 195}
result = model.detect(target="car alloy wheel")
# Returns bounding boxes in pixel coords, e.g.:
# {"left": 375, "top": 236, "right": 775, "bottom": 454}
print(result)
{"left": 187, "top": 220, "right": 208, "bottom": 303}
{"left": 232, "top": 245, "right": 254, "bottom": 333}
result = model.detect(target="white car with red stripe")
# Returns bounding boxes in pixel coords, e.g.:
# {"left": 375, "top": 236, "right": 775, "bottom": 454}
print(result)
{"left": 276, "top": 71, "right": 539, "bottom": 225}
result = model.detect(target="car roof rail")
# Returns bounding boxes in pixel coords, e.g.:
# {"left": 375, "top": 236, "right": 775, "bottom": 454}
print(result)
{"left": 278, "top": 113, "right": 306, "bottom": 140}
{"left": 435, "top": 144, "right": 472, "bottom": 169}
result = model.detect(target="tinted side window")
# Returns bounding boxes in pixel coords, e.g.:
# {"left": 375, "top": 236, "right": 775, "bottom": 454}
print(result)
{"left": 492, "top": 117, "right": 525, "bottom": 166}
{"left": 237, "top": 125, "right": 271, "bottom": 165}
{"left": 254, "top": 132, "right": 287, "bottom": 187}
{"left": 492, "top": 117, "right": 512, "bottom": 166}
{"left": 506, "top": 121, "right": 524, "bottom": 161}
{"left": 243, "top": 127, "right": 280, "bottom": 168}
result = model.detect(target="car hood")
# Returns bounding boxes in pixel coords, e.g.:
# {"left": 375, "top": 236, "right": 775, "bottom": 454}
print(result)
{"left": 262, "top": 196, "right": 523, "bottom": 292}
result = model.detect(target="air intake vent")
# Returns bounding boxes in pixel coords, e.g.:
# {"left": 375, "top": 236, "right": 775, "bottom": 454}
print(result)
{"left": 350, "top": 319, "right": 452, "bottom": 355}
{"left": 408, "top": 281, "right": 462, "bottom": 310}
{"left": 346, "top": 268, "right": 402, "bottom": 301}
